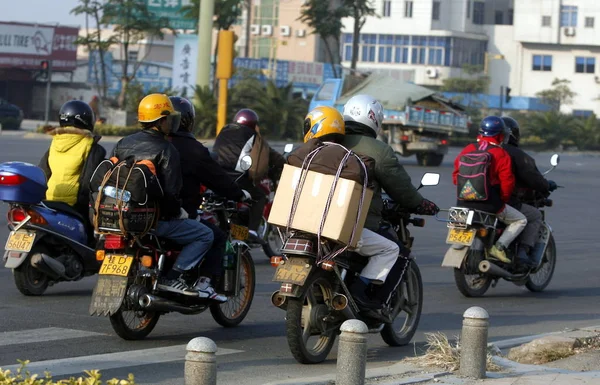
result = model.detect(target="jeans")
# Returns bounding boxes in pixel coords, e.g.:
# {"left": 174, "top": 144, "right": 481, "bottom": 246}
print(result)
{"left": 155, "top": 219, "right": 214, "bottom": 271}
{"left": 496, "top": 204, "right": 527, "bottom": 249}
{"left": 237, "top": 177, "right": 267, "bottom": 232}
{"left": 198, "top": 219, "right": 227, "bottom": 278}
{"left": 519, "top": 203, "right": 543, "bottom": 248}
{"left": 353, "top": 228, "right": 399, "bottom": 283}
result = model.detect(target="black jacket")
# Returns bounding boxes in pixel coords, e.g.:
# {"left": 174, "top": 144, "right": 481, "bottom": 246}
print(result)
{"left": 170, "top": 131, "right": 243, "bottom": 219}
{"left": 39, "top": 135, "right": 106, "bottom": 216}
{"left": 111, "top": 129, "right": 182, "bottom": 219}
{"left": 502, "top": 144, "right": 550, "bottom": 208}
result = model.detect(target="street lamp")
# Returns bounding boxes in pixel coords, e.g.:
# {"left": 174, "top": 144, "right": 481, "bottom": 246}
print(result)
{"left": 484, "top": 53, "right": 505, "bottom": 75}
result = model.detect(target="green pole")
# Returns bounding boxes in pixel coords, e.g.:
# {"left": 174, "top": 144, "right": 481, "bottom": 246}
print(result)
{"left": 196, "top": 0, "right": 215, "bottom": 89}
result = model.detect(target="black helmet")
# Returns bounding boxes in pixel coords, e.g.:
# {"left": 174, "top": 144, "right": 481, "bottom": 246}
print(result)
{"left": 479, "top": 115, "right": 509, "bottom": 141}
{"left": 234, "top": 108, "right": 259, "bottom": 131}
{"left": 58, "top": 100, "right": 95, "bottom": 131}
{"left": 169, "top": 96, "right": 195, "bottom": 133}
{"left": 501, "top": 116, "right": 520, "bottom": 146}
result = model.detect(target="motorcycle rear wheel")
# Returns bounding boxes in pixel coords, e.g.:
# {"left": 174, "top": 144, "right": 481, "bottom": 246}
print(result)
{"left": 526, "top": 235, "right": 556, "bottom": 292}
{"left": 286, "top": 272, "right": 337, "bottom": 364}
{"left": 381, "top": 262, "right": 423, "bottom": 346}
{"left": 13, "top": 248, "right": 50, "bottom": 296}
{"left": 109, "top": 302, "right": 160, "bottom": 340}
{"left": 210, "top": 251, "right": 256, "bottom": 327}
{"left": 262, "top": 224, "right": 283, "bottom": 258}
{"left": 453, "top": 250, "right": 492, "bottom": 297}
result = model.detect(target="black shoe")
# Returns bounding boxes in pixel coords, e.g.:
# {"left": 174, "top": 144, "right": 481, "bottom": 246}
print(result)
{"left": 349, "top": 279, "right": 381, "bottom": 310}
{"left": 517, "top": 246, "right": 536, "bottom": 268}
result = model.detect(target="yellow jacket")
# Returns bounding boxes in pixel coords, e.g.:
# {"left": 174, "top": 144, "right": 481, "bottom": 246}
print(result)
{"left": 45, "top": 127, "right": 94, "bottom": 206}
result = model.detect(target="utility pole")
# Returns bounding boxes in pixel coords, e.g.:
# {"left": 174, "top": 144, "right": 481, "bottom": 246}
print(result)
{"left": 216, "top": 31, "right": 234, "bottom": 135}
{"left": 196, "top": 0, "right": 215, "bottom": 90}
{"left": 44, "top": 60, "right": 53, "bottom": 125}
{"left": 499, "top": 86, "right": 504, "bottom": 115}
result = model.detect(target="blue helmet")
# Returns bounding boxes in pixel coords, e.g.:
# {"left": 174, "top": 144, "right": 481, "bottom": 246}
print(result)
{"left": 479, "top": 116, "right": 509, "bottom": 138}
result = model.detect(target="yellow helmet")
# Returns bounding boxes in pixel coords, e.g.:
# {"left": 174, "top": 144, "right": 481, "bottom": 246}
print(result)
{"left": 138, "top": 93, "right": 176, "bottom": 123}
{"left": 303, "top": 106, "right": 345, "bottom": 143}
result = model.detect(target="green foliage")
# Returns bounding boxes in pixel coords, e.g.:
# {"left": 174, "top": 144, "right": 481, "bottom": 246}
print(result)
{"left": 441, "top": 65, "right": 490, "bottom": 95}
{"left": 535, "top": 78, "right": 577, "bottom": 110}
{"left": 0, "top": 361, "right": 136, "bottom": 384}
{"left": 521, "top": 111, "right": 575, "bottom": 149}
{"left": 182, "top": 0, "right": 245, "bottom": 31}
{"left": 193, "top": 85, "right": 219, "bottom": 138}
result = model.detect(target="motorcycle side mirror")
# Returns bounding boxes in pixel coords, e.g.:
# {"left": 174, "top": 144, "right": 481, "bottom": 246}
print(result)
{"left": 550, "top": 153, "right": 560, "bottom": 167}
{"left": 418, "top": 172, "right": 440, "bottom": 190}
{"left": 239, "top": 155, "right": 253, "bottom": 171}
{"left": 284, "top": 144, "right": 294, "bottom": 154}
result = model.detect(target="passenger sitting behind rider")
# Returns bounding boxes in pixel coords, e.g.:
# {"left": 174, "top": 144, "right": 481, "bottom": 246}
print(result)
{"left": 111, "top": 94, "right": 215, "bottom": 297}
{"left": 453, "top": 116, "right": 527, "bottom": 263}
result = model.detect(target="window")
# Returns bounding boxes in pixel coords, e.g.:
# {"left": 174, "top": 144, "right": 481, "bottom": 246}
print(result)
{"left": 127, "top": 50, "right": 138, "bottom": 62}
{"left": 573, "top": 110, "right": 594, "bottom": 118}
{"left": 378, "top": 35, "right": 394, "bottom": 63}
{"left": 560, "top": 5, "right": 578, "bottom": 27}
{"left": 495, "top": 11, "right": 503, "bottom": 25}
{"left": 575, "top": 56, "right": 595, "bottom": 73}
{"left": 432, "top": 1, "right": 440, "bottom": 21}
{"left": 532, "top": 55, "right": 552, "bottom": 71}
{"left": 451, "top": 38, "right": 487, "bottom": 67}
{"left": 507, "top": 9, "right": 514, "bottom": 24}
{"left": 350, "top": 34, "right": 450, "bottom": 66}
{"left": 382, "top": 0, "right": 391, "bottom": 17}
{"left": 473, "top": 1, "right": 485, "bottom": 25}
{"left": 343, "top": 33, "right": 353, "bottom": 61}
{"left": 404, "top": 1, "right": 413, "bottom": 18}
{"left": 361, "top": 34, "right": 377, "bottom": 62}
{"left": 394, "top": 35, "right": 410, "bottom": 64}
{"left": 585, "top": 17, "right": 595, "bottom": 28}
{"left": 542, "top": 16, "right": 551, "bottom": 27}
{"left": 466, "top": 0, "right": 471, "bottom": 19}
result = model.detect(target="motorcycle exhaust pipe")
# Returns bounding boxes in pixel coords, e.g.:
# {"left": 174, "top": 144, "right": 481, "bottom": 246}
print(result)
{"left": 479, "top": 260, "right": 515, "bottom": 279}
{"left": 139, "top": 294, "right": 204, "bottom": 315}
{"left": 271, "top": 291, "right": 288, "bottom": 310}
{"left": 332, "top": 293, "right": 356, "bottom": 320}
{"left": 30, "top": 253, "right": 66, "bottom": 280}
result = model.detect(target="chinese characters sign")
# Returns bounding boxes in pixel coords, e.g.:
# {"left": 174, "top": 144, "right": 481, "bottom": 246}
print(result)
{"left": 147, "top": 0, "right": 196, "bottom": 30}
{"left": 172, "top": 34, "right": 198, "bottom": 97}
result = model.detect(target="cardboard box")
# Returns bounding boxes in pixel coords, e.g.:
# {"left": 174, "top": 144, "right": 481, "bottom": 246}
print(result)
{"left": 268, "top": 164, "right": 373, "bottom": 248}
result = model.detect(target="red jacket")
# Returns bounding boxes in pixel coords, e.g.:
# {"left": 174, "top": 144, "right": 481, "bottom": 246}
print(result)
{"left": 452, "top": 136, "right": 515, "bottom": 211}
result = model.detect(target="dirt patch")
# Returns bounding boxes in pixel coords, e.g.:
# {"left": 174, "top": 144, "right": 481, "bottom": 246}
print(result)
{"left": 509, "top": 334, "right": 600, "bottom": 367}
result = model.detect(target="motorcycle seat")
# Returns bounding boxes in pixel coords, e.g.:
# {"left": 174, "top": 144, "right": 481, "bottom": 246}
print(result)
{"left": 43, "top": 200, "right": 86, "bottom": 223}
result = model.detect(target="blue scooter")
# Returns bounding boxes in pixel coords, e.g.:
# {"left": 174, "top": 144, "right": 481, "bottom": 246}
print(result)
{"left": 0, "top": 162, "right": 99, "bottom": 295}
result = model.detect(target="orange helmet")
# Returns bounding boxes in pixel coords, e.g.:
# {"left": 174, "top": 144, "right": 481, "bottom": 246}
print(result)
{"left": 138, "top": 93, "right": 176, "bottom": 123}
{"left": 303, "top": 106, "right": 345, "bottom": 143}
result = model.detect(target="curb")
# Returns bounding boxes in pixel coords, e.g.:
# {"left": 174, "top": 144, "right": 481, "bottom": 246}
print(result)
{"left": 488, "top": 324, "right": 600, "bottom": 350}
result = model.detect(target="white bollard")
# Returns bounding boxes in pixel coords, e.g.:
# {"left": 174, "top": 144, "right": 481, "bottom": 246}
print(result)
{"left": 336, "top": 319, "right": 368, "bottom": 385}
{"left": 185, "top": 337, "right": 217, "bottom": 385}
{"left": 459, "top": 306, "right": 489, "bottom": 379}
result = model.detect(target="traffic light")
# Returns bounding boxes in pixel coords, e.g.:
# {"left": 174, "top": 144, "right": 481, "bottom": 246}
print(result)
{"left": 505, "top": 87, "right": 512, "bottom": 104}
{"left": 39, "top": 60, "right": 49, "bottom": 80}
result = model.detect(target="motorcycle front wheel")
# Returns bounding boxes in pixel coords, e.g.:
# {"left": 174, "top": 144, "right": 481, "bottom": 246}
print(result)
{"left": 381, "top": 262, "right": 423, "bottom": 346}
{"left": 526, "top": 235, "right": 556, "bottom": 292}
{"left": 210, "top": 250, "right": 256, "bottom": 327}
{"left": 286, "top": 271, "right": 337, "bottom": 364}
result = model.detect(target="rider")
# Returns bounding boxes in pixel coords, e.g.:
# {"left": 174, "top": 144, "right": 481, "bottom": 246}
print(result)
{"left": 39, "top": 100, "right": 106, "bottom": 228}
{"left": 111, "top": 94, "right": 214, "bottom": 297}
{"left": 453, "top": 116, "right": 527, "bottom": 263}
{"left": 339, "top": 95, "right": 440, "bottom": 309}
{"left": 168, "top": 96, "right": 252, "bottom": 301}
{"left": 213, "top": 108, "right": 285, "bottom": 241}
{"left": 501, "top": 116, "right": 558, "bottom": 267}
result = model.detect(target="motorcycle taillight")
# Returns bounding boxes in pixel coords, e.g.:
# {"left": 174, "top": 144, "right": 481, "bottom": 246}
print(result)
{"left": 104, "top": 235, "right": 126, "bottom": 249}
{"left": 7, "top": 207, "right": 27, "bottom": 224}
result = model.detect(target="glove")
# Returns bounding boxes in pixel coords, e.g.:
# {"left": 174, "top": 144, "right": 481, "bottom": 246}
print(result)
{"left": 413, "top": 198, "right": 439, "bottom": 216}
{"left": 547, "top": 180, "right": 558, "bottom": 192}
{"left": 241, "top": 189, "right": 252, "bottom": 202}
{"left": 179, "top": 208, "right": 189, "bottom": 219}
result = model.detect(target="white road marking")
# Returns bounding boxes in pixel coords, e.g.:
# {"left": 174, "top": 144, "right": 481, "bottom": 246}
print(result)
{"left": 0, "top": 327, "right": 105, "bottom": 347}
{"left": 1, "top": 344, "right": 243, "bottom": 376}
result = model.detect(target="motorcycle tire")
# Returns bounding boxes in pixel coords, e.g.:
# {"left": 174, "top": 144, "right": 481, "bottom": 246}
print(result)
{"left": 454, "top": 267, "right": 492, "bottom": 297}
{"left": 109, "top": 305, "right": 160, "bottom": 340}
{"left": 526, "top": 235, "right": 557, "bottom": 292}
{"left": 262, "top": 224, "right": 282, "bottom": 258}
{"left": 13, "top": 247, "right": 50, "bottom": 296}
{"left": 210, "top": 250, "right": 256, "bottom": 327}
{"left": 286, "top": 271, "right": 337, "bottom": 364}
{"left": 381, "top": 262, "right": 423, "bottom": 346}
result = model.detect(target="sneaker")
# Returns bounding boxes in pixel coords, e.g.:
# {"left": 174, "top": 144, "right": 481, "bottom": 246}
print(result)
{"left": 157, "top": 277, "right": 198, "bottom": 296}
{"left": 193, "top": 277, "right": 228, "bottom": 302}
{"left": 488, "top": 244, "right": 511, "bottom": 264}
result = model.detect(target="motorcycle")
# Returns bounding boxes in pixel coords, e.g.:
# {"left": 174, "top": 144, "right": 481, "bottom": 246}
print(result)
{"left": 440, "top": 154, "right": 561, "bottom": 297}
{"left": 270, "top": 172, "right": 439, "bottom": 364}
{"left": 88, "top": 157, "right": 256, "bottom": 340}
{"left": 0, "top": 162, "right": 98, "bottom": 296}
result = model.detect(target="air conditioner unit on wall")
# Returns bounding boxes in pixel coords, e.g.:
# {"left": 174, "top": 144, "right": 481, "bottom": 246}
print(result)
{"left": 296, "top": 29, "right": 306, "bottom": 38}
{"left": 280, "top": 25, "right": 291, "bottom": 37}
{"left": 564, "top": 27, "right": 576, "bottom": 37}
{"left": 261, "top": 25, "right": 273, "bottom": 36}
{"left": 426, "top": 67, "right": 438, "bottom": 79}
{"left": 250, "top": 24, "right": 260, "bottom": 35}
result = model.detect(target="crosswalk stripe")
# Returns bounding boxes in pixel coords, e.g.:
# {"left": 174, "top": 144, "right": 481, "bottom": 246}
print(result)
{"left": 1, "top": 344, "right": 243, "bottom": 377}
{"left": 0, "top": 327, "right": 105, "bottom": 347}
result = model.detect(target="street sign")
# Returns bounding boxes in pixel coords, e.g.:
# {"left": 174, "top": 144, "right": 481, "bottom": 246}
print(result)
{"left": 147, "top": 0, "right": 196, "bottom": 30}
{"left": 172, "top": 34, "right": 199, "bottom": 97}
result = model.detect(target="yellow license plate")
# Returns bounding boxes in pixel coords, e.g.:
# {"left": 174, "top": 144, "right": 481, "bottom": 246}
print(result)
{"left": 446, "top": 228, "right": 476, "bottom": 246}
{"left": 273, "top": 258, "right": 312, "bottom": 285}
{"left": 99, "top": 255, "right": 134, "bottom": 277}
{"left": 230, "top": 223, "right": 249, "bottom": 241}
{"left": 5, "top": 231, "right": 36, "bottom": 252}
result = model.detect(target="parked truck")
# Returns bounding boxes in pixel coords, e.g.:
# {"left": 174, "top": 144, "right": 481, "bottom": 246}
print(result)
{"left": 309, "top": 74, "right": 470, "bottom": 166}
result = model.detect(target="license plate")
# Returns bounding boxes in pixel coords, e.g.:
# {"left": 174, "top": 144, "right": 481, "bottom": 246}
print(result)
{"left": 230, "top": 223, "right": 249, "bottom": 241}
{"left": 446, "top": 228, "right": 476, "bottom": 246}
{"left": 99, "top": 255, "right": 134, "bottom": 277}
{"left": 5, "top": 230, "right": 36, "bottom": 252}
{"left": 273, "top": 258, "right": 312, "bottom": 285}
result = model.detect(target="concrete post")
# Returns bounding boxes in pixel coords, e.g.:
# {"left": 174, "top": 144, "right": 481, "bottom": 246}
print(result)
{"left": 336, "top": 319, "right": 368, "bottom": 385}
{"left": 185, "top": 337, "right": 217, "bottom": 385}
{"left": 459, "top": 306, "right": 489, "bottom": 379}
{"left": 196, "top": 0, "right": 215, "bottom": 90}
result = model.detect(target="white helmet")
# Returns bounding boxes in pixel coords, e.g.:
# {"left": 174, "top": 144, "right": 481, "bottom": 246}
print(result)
{"left": 342, "top": 94, "right": 384, "bottom": 136}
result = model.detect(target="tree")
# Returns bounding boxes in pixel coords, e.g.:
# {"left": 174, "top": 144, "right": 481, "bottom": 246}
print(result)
{"left": 525, "top": 111, "right": 576, "bottom": 149}
{"left": 102, "top": 0, "right": 173, "bottom": 108}
{"left": 573, "top": 113, "right": 600, "bottom": 151}
{"left": 299, "top": 0, "right": 347, "bottom": 78}
{"left": 182, "top": 0, "right": 244, "bottom": 31}
{"left": 343, "top": 0, "right": 376, "bottom": 71}
{"left": 193, "top": 85, "right": 219, "bottom": 138}
{"left": 535, "top": 78, "right": 577, "bottom": 111}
